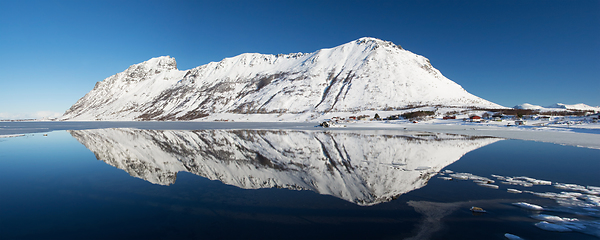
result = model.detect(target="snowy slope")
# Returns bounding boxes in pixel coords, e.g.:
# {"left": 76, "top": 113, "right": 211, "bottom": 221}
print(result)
{"left": 61, "top": 37, "right": 504, "bottom": 121}
{"left": 69, "top": 128, "right": 501, "bottom": 205}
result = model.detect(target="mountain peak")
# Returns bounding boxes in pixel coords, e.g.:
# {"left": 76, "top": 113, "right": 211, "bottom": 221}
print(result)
{"left": 139, "top": 56, "right": 177, "bottom": 71}
{"left": 115, "top": 56, "right": 178, "bottom": 83}
{"left": 355, "top": 37, "right": 402, "bottom": 50}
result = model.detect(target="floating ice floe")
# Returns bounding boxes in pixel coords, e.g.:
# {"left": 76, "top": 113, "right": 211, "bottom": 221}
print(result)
{"left": 477, "top": 183, "right": 499, "bottom": 189}
{"left": 473, "top": 179, "right": 495, "bottom": 184}
{"left": 492, "top": 174, "right": 551, "bottom": 187}
{"left": 527, "top": 207, "right": 600, "bottom": 237}
{"left": 437, "top": 176, "right": 453, "bottom": 181}
{"left": 555, "top": 183, "right": 587, "bottom": 191}
{"left": 449, "top": 172, "right": 493, "bottom": 183}
{"left": 491, "top": 174, "right": 504, "bottom": 179}
{"left": 444, "top": 172, "right": 600, "bottom": 237}
{"left": 524, "top": 191, "right": 600, "bottom": 211}
{"left": 554, "top": 183, "right": 600, "bottom": 195}
{"left": 535, "top": 218, "right": 600, "bottom": 237}
{"left": 507, "top": 188, "right": 522, "bottom": 194}
{"left": 588, "top": 186, "right": 600, "bottom": 193}
{"left": 513, "top": 176, "right": 552, "bottom": 185}
{"left": 535, "top": 221, "right": 573, "bottom": 232}
{"left": 512, "top": 202, "right": 544, "bottom": 211}
{"left": 501, "top": 181, "right": 533, "bottom": 187}
{"left": 531, "top": 214, "right": 582, "bottom": 229}
{"left": 449, "top": 173, "right": 469, "bottom": 180}
{"left": 504, "top": 233, "right": 524, "bottom": 240}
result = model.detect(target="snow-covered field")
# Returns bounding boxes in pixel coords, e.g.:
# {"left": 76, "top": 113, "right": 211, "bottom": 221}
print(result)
{"left": 153, "top": 108, "right": 600, "bottom": 149}
{"left": 2, "top": 117, "right": 600, "bottom": 150}
{"left": 349, "top": 119, "right": 600, "bottom": 150}
{"left": 175, "top": 109, "right": 600, "bottom": 149}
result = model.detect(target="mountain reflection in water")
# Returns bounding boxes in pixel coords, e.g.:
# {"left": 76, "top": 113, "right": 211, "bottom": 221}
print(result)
{"left": 68, "top": 129, "right": 501, "bottom": 205}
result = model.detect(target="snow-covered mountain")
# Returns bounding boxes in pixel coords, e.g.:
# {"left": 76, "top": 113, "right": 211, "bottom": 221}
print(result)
{"left": 60, "top": 37, "right": 503, "bottom": 121}
{"left": 545, "top": 103, "right": 600, "bottom": 112}
{"left": 513, "top": 103, "right": 545, "bottom": 110}
{"left": 514, "top": 103, "right": 600, "bottom": 112}
{"left": 69, "top": 128, "right": 501, "bottom": 205}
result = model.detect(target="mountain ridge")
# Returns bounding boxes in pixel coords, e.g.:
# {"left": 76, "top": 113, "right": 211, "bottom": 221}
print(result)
{"left": 61, "top": 37, "right": 504, "bottom": 121}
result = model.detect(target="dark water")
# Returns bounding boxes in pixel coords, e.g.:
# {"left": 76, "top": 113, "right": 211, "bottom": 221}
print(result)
{"left": 0, "top": 129, "right": 598, "bottom": 240}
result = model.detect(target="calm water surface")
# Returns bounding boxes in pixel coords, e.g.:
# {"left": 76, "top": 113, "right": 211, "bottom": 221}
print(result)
{"left": 0, "top": 128, "right": 598, "bottom": 240}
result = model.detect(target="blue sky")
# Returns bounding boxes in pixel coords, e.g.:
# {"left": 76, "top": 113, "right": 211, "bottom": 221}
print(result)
{"left": 1, "top": 0, "right": 599, "bottom": 119}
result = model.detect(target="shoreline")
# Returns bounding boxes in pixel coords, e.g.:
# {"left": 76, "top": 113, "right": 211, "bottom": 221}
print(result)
{"left": 1, "top": 120, "right": 599, "bottom": 150}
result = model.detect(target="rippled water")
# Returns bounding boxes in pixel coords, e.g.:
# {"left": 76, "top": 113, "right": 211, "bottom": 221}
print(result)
{"left": 0, "top": 127, "right": 598, "bottom": 240}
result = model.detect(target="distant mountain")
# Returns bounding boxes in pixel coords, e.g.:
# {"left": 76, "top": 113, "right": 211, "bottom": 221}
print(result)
{"left": 514, "top": 103, "right": 600, "bottom": 112}
{"left": 60, "top": 37, "right": 504, "bottom": 121}
{"left": 69, "top": 128, "right": 501, "bottom": 205}
{"left": 513, "top": 103, "right": 546, "bottom": 110}
{"left": 545, "top": 103, "right": 600, "bottom": 112}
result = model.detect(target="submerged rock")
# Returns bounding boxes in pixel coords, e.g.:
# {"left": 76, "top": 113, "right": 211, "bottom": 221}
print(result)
{"left": 470, "top": 206, "right": 486, "bottom": 213}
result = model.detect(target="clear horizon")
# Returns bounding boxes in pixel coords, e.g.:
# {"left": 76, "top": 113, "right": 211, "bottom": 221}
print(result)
{"left": 1, "top": 0, "right": 599, "bottom": 119}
